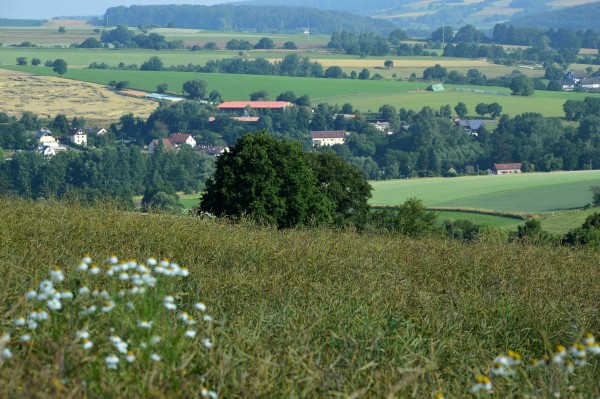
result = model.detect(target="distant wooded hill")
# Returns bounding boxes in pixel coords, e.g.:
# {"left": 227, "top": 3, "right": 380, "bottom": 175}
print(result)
{"left": 243, "top": 0, "right": 599, "bottom": 31}
{"left": 104, "top": 4, "right": 395, "bottom": 35}
{"left": 509, "top": 1, "right": 600, "bottom": 31}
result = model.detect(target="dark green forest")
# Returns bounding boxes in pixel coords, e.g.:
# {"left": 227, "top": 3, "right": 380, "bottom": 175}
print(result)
{"left": 103, "top": 4, "right": 395, "bottom": 35}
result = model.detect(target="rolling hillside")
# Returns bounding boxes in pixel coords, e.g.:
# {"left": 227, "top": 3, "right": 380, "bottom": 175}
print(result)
{"left": 243, "top": 0, "right": 600, "bottom": 30}
{"left": 509, "top": 1, "right": 600, "bottom": 30}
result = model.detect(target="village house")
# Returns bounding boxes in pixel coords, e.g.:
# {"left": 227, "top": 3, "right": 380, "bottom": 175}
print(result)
{"left": 217, "top": 101, "right": 292, "bottom": 114}
{"left": 35, "top": 128, "right": 59, "bottom": 147}
{"left": 197, "top": 145, "right": 227, "bottom": 157}
{"left": 455, "top": 119, "right": 485, "bottom": 135}
{"left": 495, "top": 163, "right": 522, "bottom": 175}
{"left": 369, "top": 121, "right": 392, "bottom": 134}
{"left": 310, "top": 130, "right": 346, "bottom": 147}
{"left": 148, "top": 138, "right": 175, "bottom": 155}
{"left": 168, "top": 133, "right": 196, "bottom": 148}
{"left": 68, "top": 128, "right": 87, "bottom": 147}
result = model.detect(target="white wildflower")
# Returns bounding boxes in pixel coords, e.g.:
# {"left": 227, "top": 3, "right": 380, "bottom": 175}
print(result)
{"left": 78, "top": 286, "right": 91, "bottom": 295}
{"left": 107, "top": 255, "right": 119, "bottom": 264}
{"left": 13, "top": 317, "right": 26, "bottom": 326}
{"left": 82, "top": 339, "right": 94, "bottom": 350}
{"left": 138, "top": 320, "right": 153, "bottom": 329}
{"left": 88, "top": 265, "right": 100, "bottom": 275}
{"left": 76, "top": 331, "right": 90, "bottom": 340}
{"left": 195, "top": 302, "right": 207, "bottom": 312}
{"left": 201, "top": 338, "right": 213, "bottom": 349}
{"left": 50, "top": 267, "right": 65, "bottom": 282}
{"left": 25, "top": 290, "right": 37, "bottom": 299}
{"left": 1, "top": 348, "right": 13, "bottom": 360}
{"left": 469, "top": 376, "right": 492, "bottom": 393}
{"left": 126, "top": 351, "right": 136, "bottom": 363}
{"left": 76, "top": 261, "right": 89, "bottom": 272}
{"left": 185, "top": 330, "right": 197, "bottom": 338}
{"left": 47, "top": 298, "right": 62, "bottom": 311}
{"left": 82, "top": 254, "right": 92, "bottom": 264}
{"left": 151, "top": 353, "right": 161, "bottom": 362}
{"left": 102, "top": 300, "right": 116, "bottom": 313}
{"left": 105, "top": 354, "right": 120, "bottom": 370}
{"left": 19, "top": 335, "right": 31, "bottom": 342}
{"left": 119, "top": 272, "right": 129, "bottom": 281}
{"left": 203, "top": 315, "right": 213, "bottom": 323}
{"left": 60, "top": 291, "right": 73, "bottom": 300}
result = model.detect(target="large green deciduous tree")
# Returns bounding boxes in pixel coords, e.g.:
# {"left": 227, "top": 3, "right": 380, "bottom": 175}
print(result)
{"left": 199, "top": 131, "right": 371, "bottom": 228}
{"left": 510, "top": 75, "right": 535, "bottom": 96}
{"left": 199, "top": 131, "right": 329, "bottom": 227}
{"left": 53, "top": 59, "right": 68, "bottom": 75}
{"left": 182, "top": 79, "right": 207, "bottom": 100}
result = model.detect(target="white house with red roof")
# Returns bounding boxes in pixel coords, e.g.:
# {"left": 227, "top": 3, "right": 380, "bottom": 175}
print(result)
{"left": 310, "top": 131, "right": 347, "bottom": 147}
{"left": 168, "top": 133, "right": 196, "bottom": 148}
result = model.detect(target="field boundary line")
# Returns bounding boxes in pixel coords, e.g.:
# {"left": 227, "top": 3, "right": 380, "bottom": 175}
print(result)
{"left": 370, "top": 204, "right": 537, "bottom": 220}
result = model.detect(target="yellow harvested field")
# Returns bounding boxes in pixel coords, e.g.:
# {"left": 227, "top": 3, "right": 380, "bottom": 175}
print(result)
{"left": 548, "top": 0, "right": 597, "bottom": 6}
{"left": 0, "top": 70, "right": 157, "bottom": 121}
{"left": 378, "top": 11, "right": 432, "bottom": 18}
{"left": 305, "top": 59, "right": 491, "bottom": 68}
{"left": 580, "top": 48, "right": 599, "bottom": 55}
{"left": 472, "top": 6, "right": 523, "bottom": 16}
{"left": 43, "top": 19, "right": 92, "bottom": 27}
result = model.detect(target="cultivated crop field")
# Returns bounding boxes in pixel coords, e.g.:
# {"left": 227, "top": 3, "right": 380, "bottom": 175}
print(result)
{"left": 5, "top": 65, "right": 598, "bottom": 117}
{"left": 2, "top": 198, "right": 600, "bottom": 397}
{"left": 0, "top": 69, "right": 157, "bottom": 122}
{"left": 370, "top": 170, "right": 600, "bottom": 232}
{"left": 370, "top": 170, "right": 600, "bottom": 212}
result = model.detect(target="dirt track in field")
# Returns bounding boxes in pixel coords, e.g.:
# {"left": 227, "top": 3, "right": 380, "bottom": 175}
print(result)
{"left": 0, "top": 69, "right": 157, "bottom": 122}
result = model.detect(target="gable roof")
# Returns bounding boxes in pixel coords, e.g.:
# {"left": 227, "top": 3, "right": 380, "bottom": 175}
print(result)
{"left": 458, "top": 120, "right": 485, "bottom": 130}
{"left": 151, "top": 138, "right": 174, "bottom": 148}
{"left": 217, "top": 101, "right": 292, "bottom": 110}
{"left": 310, "top": 130, "right": 346, "bottom": 139}
{"left": 68, "top": 128, "right": 86, "bottom": 136}
{"left": 495, "top": 163, "right": 522, "bottom": 171}
{"left": 168, "top": 133, "right": 192, "bottom": 144}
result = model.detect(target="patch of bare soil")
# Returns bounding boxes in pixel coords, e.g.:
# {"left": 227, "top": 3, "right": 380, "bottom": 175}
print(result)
{"left": 0, "top": 70, "right": 158, "bottom": 122}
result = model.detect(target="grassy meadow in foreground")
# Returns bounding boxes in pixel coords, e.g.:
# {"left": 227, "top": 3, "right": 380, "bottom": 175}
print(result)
{"left": 1, "top": 198, "right": 600, "bottom": 397}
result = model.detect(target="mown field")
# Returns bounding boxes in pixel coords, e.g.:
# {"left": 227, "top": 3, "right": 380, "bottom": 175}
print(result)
{"left": 1, "top": 198, "right": 600, "bottom": 398}
{"left": 4, "top": 64, "right": 598, "bottom": 117}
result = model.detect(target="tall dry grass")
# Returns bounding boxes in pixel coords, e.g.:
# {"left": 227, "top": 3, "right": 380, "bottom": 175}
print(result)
{"left": 1, "top": 198, "right": 599, "bottom": 397}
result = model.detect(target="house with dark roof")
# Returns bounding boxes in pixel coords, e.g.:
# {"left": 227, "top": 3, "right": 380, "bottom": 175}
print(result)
{"left": 495, "top": 163, "right": 522, "bottom": 175}
{"left": 68, "top": 128, "right": 87, "bottom": 147}
{"left": 310, "top": 131, "right": 346, "bottom": 147}
{"left": 456, "top": 119, "right": 485, "bottom": 135}
{"left": 579, "top": 77, "right": 600, "bottom": 91}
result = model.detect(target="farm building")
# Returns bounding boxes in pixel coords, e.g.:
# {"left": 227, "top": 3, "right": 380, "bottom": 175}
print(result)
{"left": 426, "top": 84, "right": 445, "bottom": 92}
{"left": 310, "top": 131, "right": 346, "bottom": 147}
{"left": 217, "top": 101, "right": 292, "bottom": 113}
{"left": 456, "top": 119, "right": 485, "bottom": 135}
{"left": 495, "top": 163, "right": 522, "bottom": 175}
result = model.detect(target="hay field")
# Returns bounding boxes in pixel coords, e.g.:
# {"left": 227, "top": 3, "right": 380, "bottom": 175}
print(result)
{"left": 0, "top": 69, "right": 157, "bottom": 121}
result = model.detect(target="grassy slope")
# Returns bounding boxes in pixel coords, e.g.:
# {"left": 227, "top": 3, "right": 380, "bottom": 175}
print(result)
{"left": 1, "top": 198, "right": 600, "bottom": 397}
{"left": 4, "top": 65, "right": 598, "bottom": 116}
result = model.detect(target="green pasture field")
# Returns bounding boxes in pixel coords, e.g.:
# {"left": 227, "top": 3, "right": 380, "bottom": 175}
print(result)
{"left": 370, "top": 171, "right": 600, "bottom": 213}
{"left": 0, "top": 26, "right": 101, "bottom": 46}
{"left": 435, "top": 210, "right": 524, "bottom": 228}
{"left": 0, "top": 19, "right": 46, "bottom": 27}
{"left": 5, "top": 65, "right": 599, "bottom": 117}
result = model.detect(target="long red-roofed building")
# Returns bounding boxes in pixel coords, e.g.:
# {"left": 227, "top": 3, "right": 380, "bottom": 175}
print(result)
{"left": 217, "top": 101, "right": 292, "bottom": 112}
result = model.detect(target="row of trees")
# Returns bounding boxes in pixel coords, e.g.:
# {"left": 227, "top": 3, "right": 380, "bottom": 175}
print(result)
{"left": 0, "top": 143, "right": 215, "bottom": 206}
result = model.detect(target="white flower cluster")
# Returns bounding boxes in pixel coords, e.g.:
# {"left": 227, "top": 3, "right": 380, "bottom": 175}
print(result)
{"left": 0, "top": 254, "right": 218, "bottom": 398}
{"left": 467, "top": 332, "right": 600, "bottom": 396}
